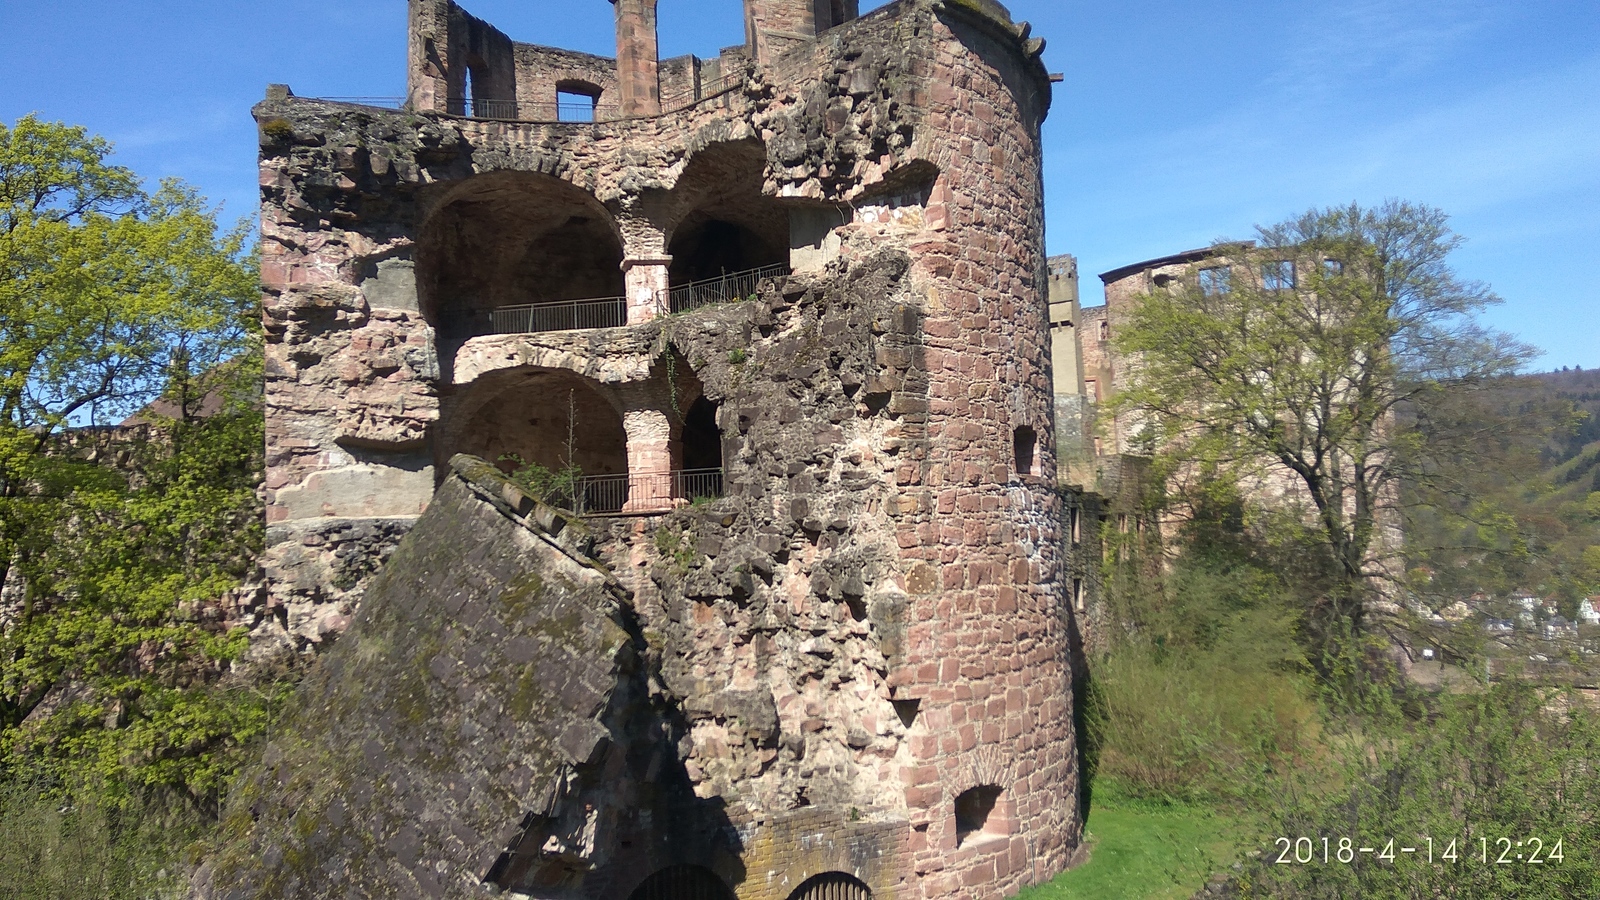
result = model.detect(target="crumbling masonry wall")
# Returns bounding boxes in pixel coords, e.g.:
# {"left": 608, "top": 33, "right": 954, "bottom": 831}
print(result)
{"left": 244, "top": 0, "right": 1078, "bottom": 897}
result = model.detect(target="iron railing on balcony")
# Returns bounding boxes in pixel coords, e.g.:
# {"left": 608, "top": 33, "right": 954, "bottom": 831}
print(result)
{"left": 448, "top": 98, "right": 622, "bottom": 121}
{"left": 658, "top": 72, "right": 740, "bottom": 113}
{"left": 308, "top": 78, "right": 738, "bottom": 122}
{"left": 657, "top": 264, "right": 790, "bottom": 315}
{"left": 571, "top": 468, "right": 724, "bottom": 515}
{"left": 491, "top": 297, "right": 627, "bottom": 334}
{"left": 316, "top": 96, "right": 407, "bottom": 109}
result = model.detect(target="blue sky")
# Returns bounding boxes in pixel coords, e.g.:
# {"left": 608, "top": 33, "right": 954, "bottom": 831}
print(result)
{"left": 3, "top": 0, "right": 1595, "bottom": 367}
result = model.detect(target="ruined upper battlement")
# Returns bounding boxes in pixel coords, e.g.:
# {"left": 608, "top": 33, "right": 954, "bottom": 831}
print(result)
{"left": 396, "top": 0, "right": 1048, "bottom": 123}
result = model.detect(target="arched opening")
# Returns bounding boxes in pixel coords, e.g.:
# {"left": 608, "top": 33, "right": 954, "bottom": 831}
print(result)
{"left": 676, "top": 394, "right": 724, "bottom": 502}
{"left": 668, "top": 217, "right": 785, "bottom": 285}
{"left": 626, "top": 865, "right": 737, "bottom": 900}
{"left": 417, "top": 172, "right": 625, "bottom": 346}
{"left": 442, "top": 368, "right": 626, "bottom": 494}
{"left": 556, "top": 79, "right": 602, "bottom": 122}
{"left": 953, "top": 785, "right": 1004, "bottom": 847}
{"left": 461, "top": 64, "right": 476, "bottom": 116}
{"left": 785, "top": 872, "right": 872, "bottom": 900}
{"left": 657, "top": 140, "right": 789, "bottom": 311}
{"left": 681, "top": 396, "right": 722, "bottom": 471}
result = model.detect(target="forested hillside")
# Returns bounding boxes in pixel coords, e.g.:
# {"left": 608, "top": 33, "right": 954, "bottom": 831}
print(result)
{"left": 1401, "top": 367, "right": 1600, "bottom": 613}
{"left": 1537, "top": 367, "right": 1600, "bottom": 493}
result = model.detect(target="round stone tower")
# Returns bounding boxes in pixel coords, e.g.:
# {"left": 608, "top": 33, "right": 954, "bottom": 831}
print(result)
{"left": 234, "top": 0, "right": 1080, "bottom": 897}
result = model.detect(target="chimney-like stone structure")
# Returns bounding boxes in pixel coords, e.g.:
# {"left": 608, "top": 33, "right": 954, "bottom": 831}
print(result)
{"left": 744, "top": 0, "right": 858, "bottom": 62}
{"left": 612, "top": 0, "right": 661, "bottom": 116}
{"left": 407, "top": 0, "right": 452, "bottom": 112}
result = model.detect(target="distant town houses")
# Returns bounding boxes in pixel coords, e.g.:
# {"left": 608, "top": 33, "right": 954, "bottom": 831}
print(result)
{"left": 1579, "top": 597, "right": 1600, "bottom": 626}
{"left": 1441, "top": 589, "right": 1600, "bottom": 647}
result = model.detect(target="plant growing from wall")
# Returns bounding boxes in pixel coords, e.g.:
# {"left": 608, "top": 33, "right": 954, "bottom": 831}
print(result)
{"left": 499, "top": 454, "right": 584, "bottom": 509}
{"left": 652, "top": 525, "right": 696, "bottom": 576}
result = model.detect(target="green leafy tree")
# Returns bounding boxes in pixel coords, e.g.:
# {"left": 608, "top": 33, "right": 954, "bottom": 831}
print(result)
{"left": 0, "top": 116, "right": 266, "bottom": 811}
{"left": 1107, "top": 201, "right": 1537, "bottom": 672}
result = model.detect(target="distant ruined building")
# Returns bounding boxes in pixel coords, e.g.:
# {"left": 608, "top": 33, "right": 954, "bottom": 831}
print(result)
{"left": 210, "top": 1, "right": 1087, "bottom": 898}
{"left": 1061, "top": 243, "right": 1407, "bottom": 633}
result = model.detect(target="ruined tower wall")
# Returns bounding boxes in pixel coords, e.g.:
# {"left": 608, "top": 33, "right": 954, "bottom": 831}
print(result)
{"left": 410, "top": 0, "right": 627, "bottom": 118}
{"left": 248, "top": 0, "right": 1077, "bottom": 896}
{"left": 407, "top": 0, "right": 521, "bottom": 114}
{"left": 746, "top": 0, "right": 860, "bottom": 62}
{"left": 879, "top": 10, "right": 1078, "bottom": 892}
{"left": 511, "top": 44, "right": 620, "bottom": 116}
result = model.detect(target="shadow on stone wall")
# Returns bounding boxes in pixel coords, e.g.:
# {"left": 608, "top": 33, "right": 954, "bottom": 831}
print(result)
{"left": 197, "top": 455, "right": 737, "bottom": 900}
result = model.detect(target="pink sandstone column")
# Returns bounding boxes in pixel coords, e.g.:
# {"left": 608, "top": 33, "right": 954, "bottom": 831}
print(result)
{"left": 622, "top": 257, "right": 672, "bottom": 324}
{"left": 611, "top": 0, "right": 661, "bottom": 117}
{"left": 618, "top": 383, "right": 679, "bottom": 512}
{"left": 406, "top": 0, "right": 451, "bottom": 113}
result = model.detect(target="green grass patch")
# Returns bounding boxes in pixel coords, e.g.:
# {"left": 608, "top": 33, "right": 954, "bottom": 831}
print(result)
{"left": 1017, "top": 797, "right": 1254, "bottom": 900}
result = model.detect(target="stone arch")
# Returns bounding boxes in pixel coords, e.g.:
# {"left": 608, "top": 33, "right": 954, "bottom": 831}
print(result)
{"left": 657, "top": 139, "right": 789, "bottom": 286}
{"left": 681, "top": 395, "right": 722, "bottom": 472}
{"left": 439, "top": 366, "right": 626, "bottom": 484}
{"left": 417, "top": 171, "right": 626, "bottom": 340}
{"left": 556, "top": 77, "right": 604, "bottom": 98}
{"left": 953, "top": 784, "right": 1003, "bottom": 846}
{"left": 785, "top": 872, "right": 872, "bottom": 900}
{"left": 626, "top": 864, "right": 737, "bottom": 900}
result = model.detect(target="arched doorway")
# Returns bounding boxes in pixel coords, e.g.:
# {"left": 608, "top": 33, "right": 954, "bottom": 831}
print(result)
{"left": 626, "top": 865, "right": 736, "bottom": 900}
{"left": 786, "top": 872, "right": 872, "bottom": 900}
{"left": 417, "top": 171, "right": 625, "bottom": 343}
{"left": 442, "top": 368, "right": 626, "bottom": 506}
{"left": 657, "top": 140, "right": 789, "bottom": 312}
{"left": 681, "top": 395, "right": 722, "bottom": 471}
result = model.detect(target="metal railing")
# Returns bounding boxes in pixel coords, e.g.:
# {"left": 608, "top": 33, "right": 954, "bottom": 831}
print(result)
{"left": 658, "top": 72, "right": 740, "bottom": 112}
{"left": 449, "top": 98, "right": 621, "bottom": 121}
{"left": 316, "top": 96, "right": 407, "bottom": 109}
{"left": 572, "top": 468, "right": 724, "bottom": 515}
{"left": 308, "top": 78, "right": 738, "bottom": 122}
{"left": 657, "top": 264, "right": 790, "bottom": 315}
{"left": 491, "top": 297, "right": 627, "bottom": 334}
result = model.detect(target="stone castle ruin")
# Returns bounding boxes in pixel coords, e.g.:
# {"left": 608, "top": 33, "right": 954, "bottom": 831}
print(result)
{"left": 212, "top": 0, "right": 1083, "bottom": 897}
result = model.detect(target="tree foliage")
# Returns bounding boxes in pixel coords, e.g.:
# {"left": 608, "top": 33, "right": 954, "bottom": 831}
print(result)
{"left": 0, "top": 117, "right": 270, "bottom": 813}
{"left": 1232, "top": 682, "right": 1600, "bottom": 899}
{"left": 1108, "top": 201, "right": 1539, "bottom": 667}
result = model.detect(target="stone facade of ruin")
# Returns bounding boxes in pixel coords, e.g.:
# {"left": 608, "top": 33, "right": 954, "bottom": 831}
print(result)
{"left": 1088, "top": 245, "right": 1403, "bottom": 588}
{"left": 234, "top": 0, "right": 1084, "bottom": 897}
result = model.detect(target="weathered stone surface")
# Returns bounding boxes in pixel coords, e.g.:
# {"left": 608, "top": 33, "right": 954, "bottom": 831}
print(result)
{"left": 242, "top": 0, "right": 1079, "bottom": 897}
{"left": 200, "top": 461, "right": 641, "bottom": 898}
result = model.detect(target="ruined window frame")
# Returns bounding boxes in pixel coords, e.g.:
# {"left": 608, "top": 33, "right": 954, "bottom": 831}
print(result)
{"left": 1262, "top": 259, "right": 1295, "bottom": 291}
{"left": 1198, "top": 265, "right": 1231, "bottom": 296}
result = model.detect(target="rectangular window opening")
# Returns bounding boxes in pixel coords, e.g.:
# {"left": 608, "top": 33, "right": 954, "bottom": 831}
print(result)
{"left": 1013, "top": 425, "right": 1037, "bottom": 478}
{"left": 1262, "top": 260, "right": 1296, "bottom": 291}
{"left": 1198, "top": 266, "right": 1231, "bottom": 296}
{"left": 558, "top": 90, "right": 597, "bottom": 122}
